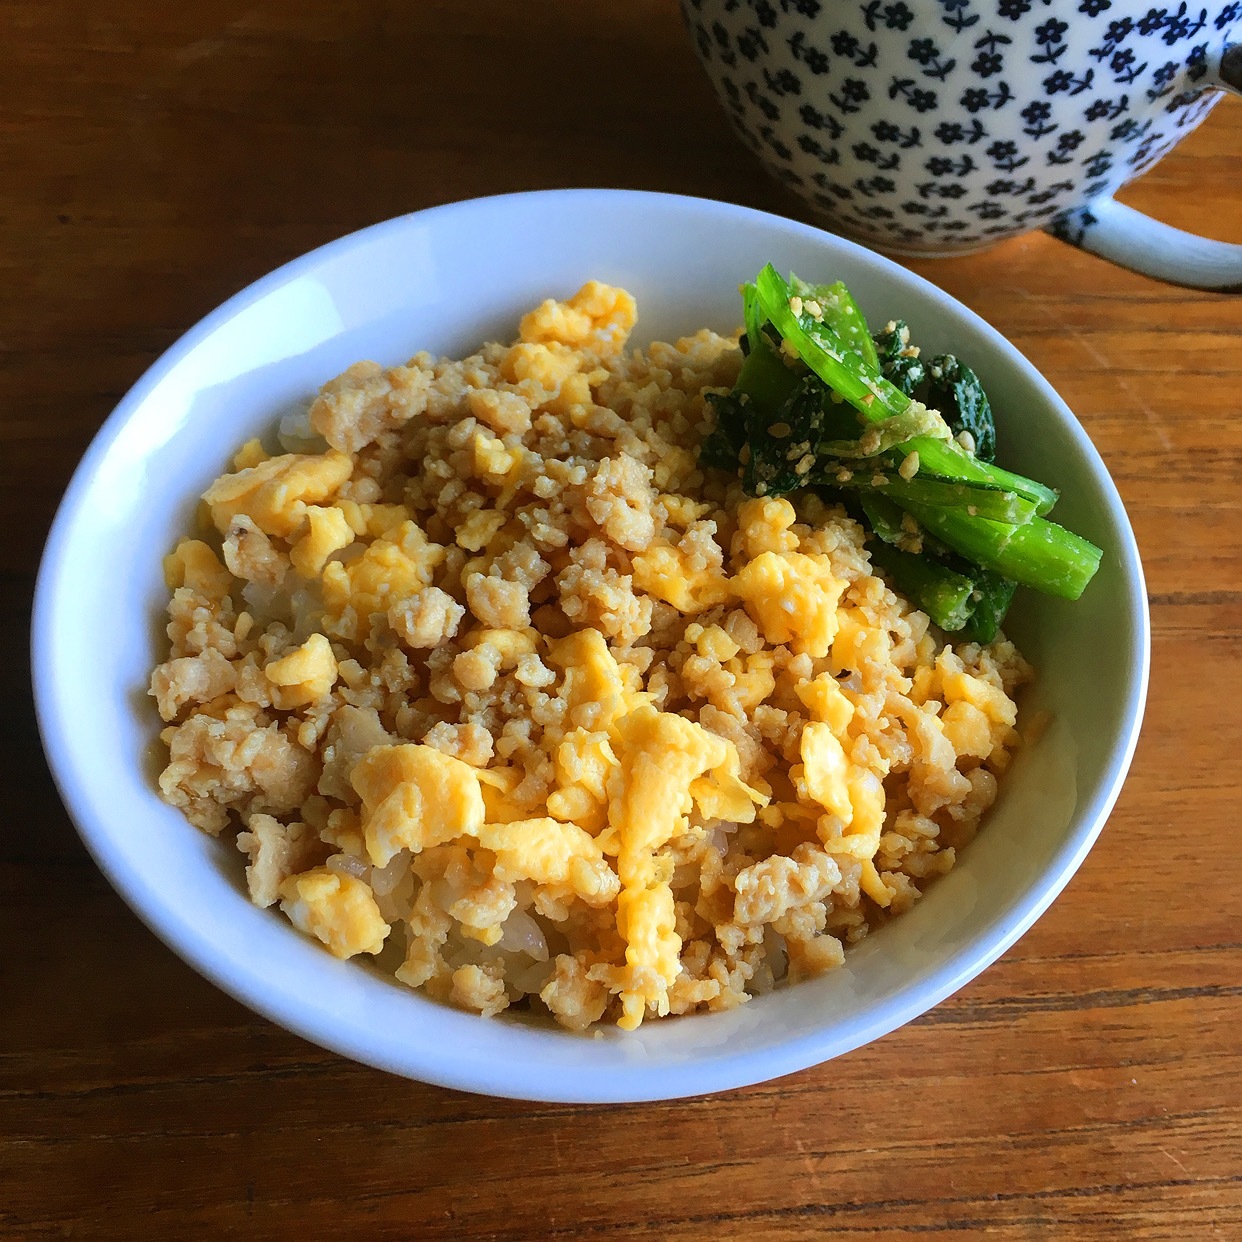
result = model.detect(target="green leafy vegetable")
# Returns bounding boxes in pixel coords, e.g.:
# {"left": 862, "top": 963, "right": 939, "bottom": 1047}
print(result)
{"left": 742, "top": 376, "right": 828, "bottom": 498}
{"left": 700, "top": 390, "right": 748, "bottom": 473}
{"left": 697, "top": 265, "right": 1103, "bottom": 631}
{"left": 700, "top": 322, "right": 799, "bottom": 472}
{"left": 926, "top": 354, "right": 997, "bottom": 463}
{"left": 754, "top": 266, "right": 1057, "bottom": 514}
{"left": 735, "top": 329, "right": 800, "bottom": 412}
{"left": 873, "top": 320, "right": 926, "bottom": 397}
{"left": 960, "top": 570, "right": 1019, "bottom": 644}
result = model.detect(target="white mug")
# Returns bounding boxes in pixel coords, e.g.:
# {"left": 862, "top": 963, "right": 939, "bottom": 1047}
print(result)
{"left": 682, "top": 0, "right": 1242, "bottom": 289}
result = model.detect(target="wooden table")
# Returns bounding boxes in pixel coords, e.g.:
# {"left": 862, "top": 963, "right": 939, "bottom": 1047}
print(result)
{"left": 5, "top": 2, "right": 1240, "bottom": 1236}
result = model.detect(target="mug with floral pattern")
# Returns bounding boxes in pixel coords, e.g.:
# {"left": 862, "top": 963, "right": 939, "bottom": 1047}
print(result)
{"left": 682, "top": 0, "right": 1242, "bottom": 289}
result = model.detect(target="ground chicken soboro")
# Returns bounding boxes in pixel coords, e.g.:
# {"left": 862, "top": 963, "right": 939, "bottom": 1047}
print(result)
{"left": 150, "top": 281, "right": 1032, "bottom": 1032}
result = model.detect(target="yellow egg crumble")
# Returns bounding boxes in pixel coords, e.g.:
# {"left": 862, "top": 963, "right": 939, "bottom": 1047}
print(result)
{"left": 150, "top": 281, "right": 1031, "bottom": 1031}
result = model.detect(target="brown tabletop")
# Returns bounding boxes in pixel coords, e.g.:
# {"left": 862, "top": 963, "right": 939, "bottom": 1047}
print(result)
{"left": 4, "top": 2, "right": 1241, "bottom": 1237}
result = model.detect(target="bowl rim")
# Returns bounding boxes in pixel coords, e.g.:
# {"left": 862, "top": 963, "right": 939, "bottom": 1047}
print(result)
{"left": 31, "top": 188, "right": 1150, "bottom": 1101}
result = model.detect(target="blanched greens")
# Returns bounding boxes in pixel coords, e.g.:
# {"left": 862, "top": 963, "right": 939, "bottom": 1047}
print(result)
{"left": 699, "top": 265, "right": 1103, "bottom": 641}
{"left": 926, "top": 354, "right": 997, "bottom": 464}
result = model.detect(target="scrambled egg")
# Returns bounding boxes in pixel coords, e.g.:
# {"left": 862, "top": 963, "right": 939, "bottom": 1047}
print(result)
{"left": 279, "top": 867, "right": 390, "bottom": 958}
{"left": 150, "top": 281, "right": 1031, "bottom": 1032}
{"left": 264, "top": 633, "right": 338, "bottom": 709}
{"left": 352, "top": 744, "right": 485, "bottom": 866}
{"left": 604, "top": 705, "right": 764, "bottom": 1029}
{"left": 322, "top": 519, "right": 445, "bottom": 643}
{"left": 203, "top": 450, "right": 353, "bottom": 538}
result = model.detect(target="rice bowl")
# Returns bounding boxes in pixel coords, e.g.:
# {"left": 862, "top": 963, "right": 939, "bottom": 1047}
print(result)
{"left": 33, "top": 190, "right": 1148, "bottom": 1101}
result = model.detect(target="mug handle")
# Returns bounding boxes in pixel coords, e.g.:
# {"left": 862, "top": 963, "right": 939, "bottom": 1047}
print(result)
{"left": 1045, "top": 45, "right": 1242, "bottom": 294}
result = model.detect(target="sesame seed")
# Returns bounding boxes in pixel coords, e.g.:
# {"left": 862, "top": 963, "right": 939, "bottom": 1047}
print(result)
{"left": 860, "top": 428, "right": 882, "bottom": 456}
{"left": 861, "top": 393, "right": 876, "bottom": 406}
{"left": 957, "top": 429, "right": 976, "bottom": 454}
{"left": 871, "top": 473, "right": 888, "bottom": 487}
{"left": 901, "top": 513, "right": 919, "bottom": 535}
{"left": 739, "top": 444, "right": 751, "bottom": 465}
{"left": 768, "top": 422, "right": 792, "bottom": 439}
{"left": 836, "top": 467, "right": 853, "bottom": 484}
{"left": 788, "top": 295, "right": 804, "bottom": 316}
{"left": 967, "top": 504, "right": 977, "bottom": 516}
{"left": 804, "top": 298, "right": 823, "bottom": 321}
{"left": 755, "top": 481, "right": 768, "bottom": 496}
{"left": 898, "top": 450, "right": 920, "bottom": 480}
{"left": 795, "top": 453, "right": 816, "bottom": 475}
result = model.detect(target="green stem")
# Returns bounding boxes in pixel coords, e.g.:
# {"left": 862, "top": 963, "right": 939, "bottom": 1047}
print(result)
{"left": 867, "top": 541, "right": 976, "bottom": 631}
{"left": 826, "top": 467, "right": 1038, "bottom": 526}
{"left": 900, "top": 501, "right": 1102, "bottom": 600}
{"left": 755, "top": 264, "right": 909, "bottom": 418}
{"left": 790, "top": 276, "right": 880, "bottom": 371}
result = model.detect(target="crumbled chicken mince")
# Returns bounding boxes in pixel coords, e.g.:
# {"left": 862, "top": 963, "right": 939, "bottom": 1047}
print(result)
{"left": 150, "top": 282, "right": 1031, "bottom": 1031}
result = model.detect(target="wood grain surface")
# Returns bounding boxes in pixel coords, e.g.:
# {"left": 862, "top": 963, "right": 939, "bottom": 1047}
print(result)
{"left": 4, "top": 2, "right": 1240, "bottom": 1237}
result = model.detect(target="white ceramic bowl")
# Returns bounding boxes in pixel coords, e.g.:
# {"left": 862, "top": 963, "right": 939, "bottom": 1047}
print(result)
{"left": 33, "top": 190, "right": 1148, "bottom": 1103}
